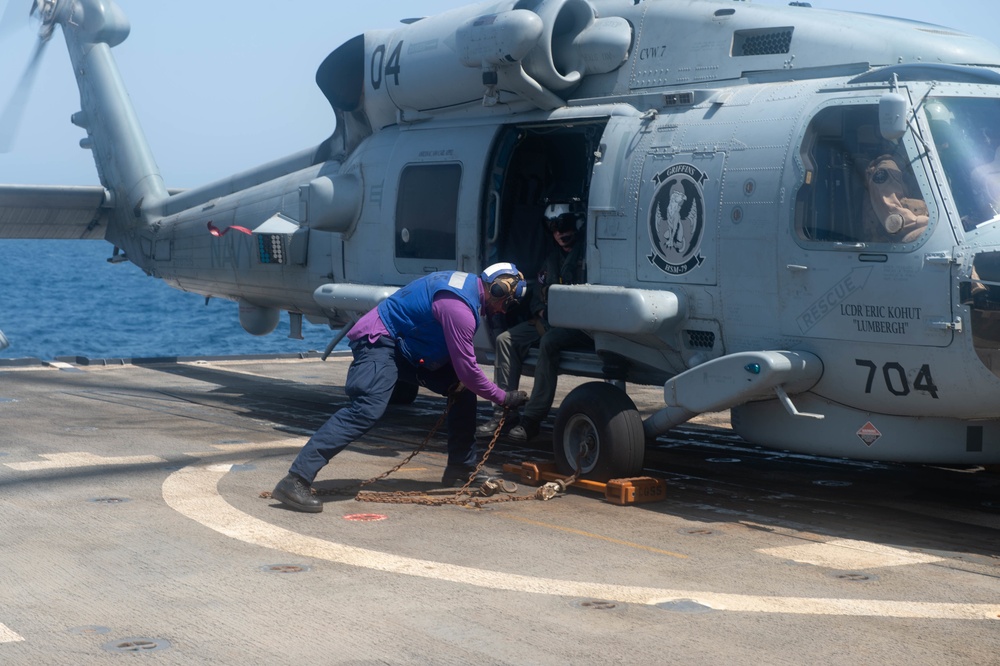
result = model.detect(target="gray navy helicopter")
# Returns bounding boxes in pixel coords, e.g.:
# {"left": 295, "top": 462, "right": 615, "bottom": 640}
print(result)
{"left": 3, "top": 0, "right": 1000, "bottom": 480}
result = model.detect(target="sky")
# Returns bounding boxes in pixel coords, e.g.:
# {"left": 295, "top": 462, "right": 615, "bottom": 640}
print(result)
{"left": 0, "top": 0, "right": 998, "bottom": 189}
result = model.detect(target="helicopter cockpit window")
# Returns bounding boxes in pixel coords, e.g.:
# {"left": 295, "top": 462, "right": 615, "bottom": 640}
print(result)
{"left": 794, "top": 105, "right": 929, "bottom": 246}
{"left": 924, "top": 97, "right": 1000, "bottom": 230}
{"left": 395, "top": 164, "right": 460, "bottom": 261}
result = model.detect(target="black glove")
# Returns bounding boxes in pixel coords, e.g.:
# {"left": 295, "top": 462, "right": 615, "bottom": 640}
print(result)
{"left": 503, "top": 390, "right": 528, "bottom": 409}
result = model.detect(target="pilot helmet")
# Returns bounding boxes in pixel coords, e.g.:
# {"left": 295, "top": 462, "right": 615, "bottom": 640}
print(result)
{"left": 924, "top": 100, "right": 955, "bottom": 125}
{"left": 480, "top": 262, "right": 527, "bottom": 308}
{"left": 544, "top": 202, "right": 585, "bottom": 233}
{"left": 925, "top": 100, "right": 958, "bottom": 147}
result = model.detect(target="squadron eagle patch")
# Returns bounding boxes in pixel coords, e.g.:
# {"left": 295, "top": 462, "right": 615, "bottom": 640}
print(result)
{"left": 647, "top": 164, "right": 707, "bottom": 275}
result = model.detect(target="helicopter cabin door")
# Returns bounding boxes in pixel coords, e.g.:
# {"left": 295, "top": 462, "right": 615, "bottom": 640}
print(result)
{"left": 384, "top": 124, "right": 500, "bottom": 282}
{"left": 779, "top": 100, "right": 954, "bottom": 348}
{"left": 589, "top": 115, "right": 722, "bottom": 289}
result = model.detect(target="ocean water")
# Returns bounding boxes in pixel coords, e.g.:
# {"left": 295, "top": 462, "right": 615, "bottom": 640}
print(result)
{"left": 0, "top": 240, "right": 342, "bottom": 360}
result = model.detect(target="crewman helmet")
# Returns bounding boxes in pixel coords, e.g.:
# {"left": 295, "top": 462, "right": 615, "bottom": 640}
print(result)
{"left": 480, "top": 262, "right": 527, "bottom": 307}
{"left": 543, "top": 202, "right": 585, "bottom": 233}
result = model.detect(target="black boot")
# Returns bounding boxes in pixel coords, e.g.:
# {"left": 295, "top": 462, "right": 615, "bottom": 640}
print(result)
{"left": 271, "top": 473, "right": 323, "bottom": 513}
{"left": 508, "top": 417, "right": 540, "bottom": 443}
{"left": 441, "top": 464, "right": 495, "bottom": 487}
{"left": 475, "top": 410, "right": 518, "bottom": 439}
{"left": 474, "top": 418, "right": 501, "bottom": 439}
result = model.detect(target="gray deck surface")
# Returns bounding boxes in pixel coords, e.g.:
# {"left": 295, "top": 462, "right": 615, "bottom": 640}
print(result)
{"left": 1, "top": 354, "right": 998, "bottom": 664}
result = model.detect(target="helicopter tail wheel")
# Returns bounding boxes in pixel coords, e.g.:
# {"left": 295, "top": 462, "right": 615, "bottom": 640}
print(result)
{"left": 553, "top": 381, "right": 645, "bottom": 482}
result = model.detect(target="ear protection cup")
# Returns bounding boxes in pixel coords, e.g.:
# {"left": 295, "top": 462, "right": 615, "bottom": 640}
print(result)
{"left": 489, "top": 278, "right": 512, "bottom": 299}
{"left": 481, "top": 263, "right": 527, "bottom": 306}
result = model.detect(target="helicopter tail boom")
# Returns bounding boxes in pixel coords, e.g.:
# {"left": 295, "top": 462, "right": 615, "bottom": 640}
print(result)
{"left": 54, "top": 0, "right": 168, "bottom": 246}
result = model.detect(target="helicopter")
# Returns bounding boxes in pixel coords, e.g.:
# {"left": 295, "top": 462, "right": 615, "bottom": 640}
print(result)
{"left": 3, "top": 0, "right": 1000, "bottom": 481}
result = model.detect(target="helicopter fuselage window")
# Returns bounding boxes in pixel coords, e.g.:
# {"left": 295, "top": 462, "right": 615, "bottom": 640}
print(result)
{"left": 395, "top": 163, "right": 461, "bottom": 261}
{"left": 924, "top": 97, "right": 1000, "bottom": 230}
{"left": 794, "top": 105, "right": 930, "bottom": 247}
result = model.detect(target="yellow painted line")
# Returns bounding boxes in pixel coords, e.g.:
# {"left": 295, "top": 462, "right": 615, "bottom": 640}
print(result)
{"left": 205, "top": 441, "right": 428, "bottom": 474}
{"left": 0, "top": 623, "right": 24, "bottom": 643}
{"left": 162, "top": 464, "right": 1000, "bottom": 620}
{"left": 500, "top": 514, "right": 688, "bottom": 559}
{"left": 210, "top": 440, "right": 304, "bottom": 452}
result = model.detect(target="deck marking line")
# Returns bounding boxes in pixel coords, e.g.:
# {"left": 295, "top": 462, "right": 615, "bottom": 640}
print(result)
{"left": 759, "top": 538, "right": 945, "bottom": 570}
{"left": 209, "top": 440, "right": 305, "bottom": 452}
{"left": 0, "top": 623, "right": 25, "bottom": 643}
{"left": 162, "top": 464, "right": 1000, "bottom": 620}
{"left": 4, "top": 452, "right": 166, "bottom": 471}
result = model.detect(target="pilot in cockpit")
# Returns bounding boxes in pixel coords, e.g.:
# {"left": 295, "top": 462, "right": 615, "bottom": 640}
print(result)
{"left": 925, "top": 99, "right": 998, "bottom": 229}
{"left": 861, "top": 145, "right": 929, "bottom": 244}
{"left": 971, "top": 126, "right": 1000, "bottom": 221}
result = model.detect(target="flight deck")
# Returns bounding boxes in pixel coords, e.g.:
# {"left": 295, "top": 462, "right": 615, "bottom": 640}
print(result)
{"left": 1, "top": 354, "right": 998, "bottom": 664}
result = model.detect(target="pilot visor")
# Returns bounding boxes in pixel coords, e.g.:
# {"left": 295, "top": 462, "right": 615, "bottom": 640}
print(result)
{"left": 547, "top": 213, "right": 582, "bottom": 233}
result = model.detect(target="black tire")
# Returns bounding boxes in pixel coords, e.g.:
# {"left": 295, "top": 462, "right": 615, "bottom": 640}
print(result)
{"left": 553, "top": 382, "right": 645, "bottom": 482}
{"left": 388, "top": 380, "right": 419, "bottom": 405}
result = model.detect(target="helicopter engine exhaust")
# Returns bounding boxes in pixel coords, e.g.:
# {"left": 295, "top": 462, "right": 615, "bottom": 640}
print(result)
{"left": 316, "top": 0, "right": 632, "bottom": 134}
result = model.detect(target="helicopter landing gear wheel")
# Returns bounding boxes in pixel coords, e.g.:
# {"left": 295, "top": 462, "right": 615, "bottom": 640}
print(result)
{"left": 553, "top": 382, "right": 645, "bottom": 482}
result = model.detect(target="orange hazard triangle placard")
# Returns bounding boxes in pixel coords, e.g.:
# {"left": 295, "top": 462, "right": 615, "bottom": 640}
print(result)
{"left": 856, "top": 421, "right": 882, "bottom": 446}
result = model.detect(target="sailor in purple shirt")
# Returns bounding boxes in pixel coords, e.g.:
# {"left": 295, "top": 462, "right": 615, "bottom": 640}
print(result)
{"left": 271, "top": 264, "right": 529, "bottom": 513}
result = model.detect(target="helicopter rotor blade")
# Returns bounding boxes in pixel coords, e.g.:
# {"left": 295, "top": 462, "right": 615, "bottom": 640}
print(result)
{"left": 0, "top": 36, "right": 49, "bottom": 153}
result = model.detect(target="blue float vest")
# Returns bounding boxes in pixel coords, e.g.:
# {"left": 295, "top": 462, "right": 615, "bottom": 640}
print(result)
{"left": 377, "top": 271, "right": 482, "bottom": 369}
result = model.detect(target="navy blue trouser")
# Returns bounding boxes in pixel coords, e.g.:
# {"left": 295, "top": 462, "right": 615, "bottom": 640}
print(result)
{"left": 289, "top": 336, "right": 478, "bottom": 484}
